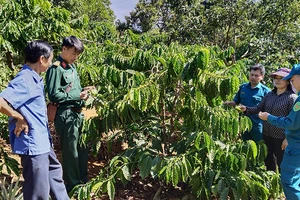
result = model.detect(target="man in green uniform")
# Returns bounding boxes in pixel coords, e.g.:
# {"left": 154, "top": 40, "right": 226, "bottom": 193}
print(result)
{"left": 46, "top": 36, "right": 94, "bottom": 192}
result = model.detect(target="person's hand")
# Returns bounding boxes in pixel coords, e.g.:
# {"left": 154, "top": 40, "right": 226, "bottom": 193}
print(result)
{"left": 83, "top": 86, "right": 95, "bottom": 91}
{"left": 281, "top": 139, "right": 288, "bottom": 150}
{"left": 258, "top": 111, "right": 269, "bottom": 121}
{"left": 238, "top": 105, "right": 246, "bottom": 112}
{"left": 80, "top": 90, "right": 89, "bottom": 100}
{"left": 223, "top": 101, "right": 236, "bottom": 107}
{"left": 14, "top": 118, "right": 29, "bottom": 137}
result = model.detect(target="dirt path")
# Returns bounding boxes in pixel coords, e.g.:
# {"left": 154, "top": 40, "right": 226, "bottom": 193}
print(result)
{"left": 82, "top": 108, "right": 98, "bottom": 119}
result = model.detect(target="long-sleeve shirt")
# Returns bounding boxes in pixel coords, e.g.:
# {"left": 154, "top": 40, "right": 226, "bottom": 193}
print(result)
{"left": 267, "top": 95, "right": 300, "bottom": 149}
{"left": 246, "top": 90, "right": 297, "bottom": 139}
{"left": 234, "top": 82, "right": 271, "bottom": 136}
{"left": 46, "top": 56, "right": 84, "bottom": 109}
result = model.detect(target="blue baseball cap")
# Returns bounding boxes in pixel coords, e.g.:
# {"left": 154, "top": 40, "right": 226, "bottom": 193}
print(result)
{"left": 283, "top": 64, "right": 300, "bottom": 80}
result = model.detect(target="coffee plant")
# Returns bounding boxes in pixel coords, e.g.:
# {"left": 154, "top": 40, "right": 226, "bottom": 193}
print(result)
{"left": 72, "top": 32, "right": 282, "bottom": 200}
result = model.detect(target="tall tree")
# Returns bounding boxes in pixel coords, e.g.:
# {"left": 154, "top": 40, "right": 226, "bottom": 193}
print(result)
{"left": 0, "top": 0, "right": 72, "bottom": 69}
{"left": 50, "top": 0, "right": 117, "bottom": 44}
{"left": 51, "top": 0, "right": 114, "bottom": 22}
{"left": 124, "top": 0, "right": 300, "bottom": 65}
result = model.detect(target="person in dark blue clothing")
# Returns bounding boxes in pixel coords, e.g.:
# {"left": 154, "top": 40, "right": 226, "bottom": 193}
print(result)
{"left": 0, "top": 40, "right": 69, "bottom": 200}
{"left": 259, "top": 64, "right": 300, "bottom": 200}
{"left": 224, "top": 64, "right": 271, "bottom": 142}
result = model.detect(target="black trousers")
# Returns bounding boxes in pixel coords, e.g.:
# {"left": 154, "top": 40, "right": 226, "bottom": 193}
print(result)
{"left": 263, "top": 134, "right": 284, "bottom": 172}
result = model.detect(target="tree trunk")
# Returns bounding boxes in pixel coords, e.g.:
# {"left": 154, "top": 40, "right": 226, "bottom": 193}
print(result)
{"left": 6, "top": 51, "right": 14, "bottom": 70}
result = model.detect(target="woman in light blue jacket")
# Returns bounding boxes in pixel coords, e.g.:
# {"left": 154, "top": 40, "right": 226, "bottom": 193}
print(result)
{"left": 259, "top": 64, "right": 300, "bottom": 200}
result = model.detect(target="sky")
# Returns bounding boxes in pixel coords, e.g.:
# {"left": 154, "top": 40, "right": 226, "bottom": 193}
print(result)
{"left": 110, "top": 0, "right": 139, "bottom": 22}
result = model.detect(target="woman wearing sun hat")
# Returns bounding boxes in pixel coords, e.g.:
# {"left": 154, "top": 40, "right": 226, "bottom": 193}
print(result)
{"left": 259, "top": 64, "right": 300, "bottom": 199}
{"left": 239, "top": 68, "right": 297, "bottom": 172}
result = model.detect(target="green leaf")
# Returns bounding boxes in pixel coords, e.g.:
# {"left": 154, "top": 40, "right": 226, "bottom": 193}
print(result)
{"left": 165, "top": 165, "right": 172, "bottom": 184}
{"left": 196, "top": 48, "right": 210, "bottom": 70}
{"left": 140, "top": 89, "right": 148, "bottom": 112}
{"left": 128, "top": 106, "right": 140, "bottom": 121}
{"left": 194, "top": 133, "right": 201, "bottom": 150}
{"left": 158, "top": 165, "right": 168, "bottom": 176}
{"left": 205, "top": 169, "right": 215, "bottom": 188}
{"left": 78, "top": 187, "right": 84, "bottom": 200}
{"left": 247, "top": 140, "right": 258, "bottom": 159}
{"left": 137, "top": 89, "right": 142, "bottom": 110}
{"left": 220, "top": 187, "right": 229, "bottom": 200}
{"left": 179, "top": 161, "right": 187, "bottom": 182}
{"left": 217, "top": 179, "right": 226, "bottom": 194}
{"left": 91, "top": 181, "right": 103, "bottom": 193}
{"left": 107, "top": 181, "right": 115, "bottom": 200}
{"left": 122, "top": 165, "right": 131, "bottom": 181}
{"left": 109, "top": 156, "right": 121, "bottom": 168}
{"left": 150, "top": 157, "right": 161, "bottom": 178}
{"left": 207, "top": 149, "right": 215, "bottom": 164}
{"left": 236, "top": 178, "right": 244, "bottom": 197}
{"left": 203, "top": 132, "right": 211, "bottom": 149}
{"left": 171, "top": 163, "right": 180, "bottom": 186}
{"left": 182, "top": 156, "right": 192, "bottom": 177}
{"left": 101, "top": 181, "right": 108, "bottom": 193}
{"left": 139, "top": 156, "right": 152, "bottom": 179}
{"left": 157, "top": 57, "right": 167, "bottom": 67}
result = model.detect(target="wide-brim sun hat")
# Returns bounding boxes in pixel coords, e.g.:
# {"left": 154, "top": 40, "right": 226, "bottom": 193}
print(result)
{"left": 269, "top": 68, "right": 291, "bottom": 79}
{"left": 283, "top": 64, "right": 300, "bottom": 80}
